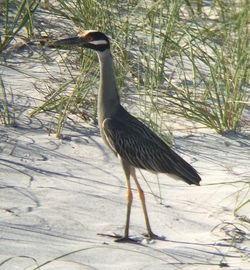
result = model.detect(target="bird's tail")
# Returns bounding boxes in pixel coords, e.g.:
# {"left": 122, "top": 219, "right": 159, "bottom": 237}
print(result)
{"left": 170, "top": 150, "right": 201, "bottom": 185}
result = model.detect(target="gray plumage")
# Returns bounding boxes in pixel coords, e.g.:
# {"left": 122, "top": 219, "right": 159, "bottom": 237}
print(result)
{"left": 96, "top": 48, "right": 200, "bottom": 186}
{"left": 103, "top": 106, "right": 201, "bottom": 185}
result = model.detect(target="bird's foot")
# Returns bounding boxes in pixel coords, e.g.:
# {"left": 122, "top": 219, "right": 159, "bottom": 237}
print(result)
{"left": 114, "top": 236, "right": 138, "bottom": 243}
{"left": 98, "top": 233, "right": 140, "bottom": 243}
{"left": 142, "top": 231, "right": 165, "bottom": 240}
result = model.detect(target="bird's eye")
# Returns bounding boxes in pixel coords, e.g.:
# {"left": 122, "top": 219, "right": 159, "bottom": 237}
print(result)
{"left": 86, "top": 35, "right": 93, "bottom": 42}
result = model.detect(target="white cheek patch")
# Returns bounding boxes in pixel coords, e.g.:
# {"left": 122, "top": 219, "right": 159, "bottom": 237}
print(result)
{"left": 89, "top": 40, "right": 108, "bottom": 46}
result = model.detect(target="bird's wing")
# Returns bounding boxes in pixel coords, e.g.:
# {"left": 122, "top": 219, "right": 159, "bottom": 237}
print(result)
{"left": 102, "top": 117, "right": 201, "bottom": 185}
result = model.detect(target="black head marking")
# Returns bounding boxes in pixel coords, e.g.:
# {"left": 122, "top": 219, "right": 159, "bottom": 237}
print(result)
{"left": 54, "top": 30, "right": 111, "bottom": 52}
{"left": 78, "top": 30, "right": 110, "bottom": 51}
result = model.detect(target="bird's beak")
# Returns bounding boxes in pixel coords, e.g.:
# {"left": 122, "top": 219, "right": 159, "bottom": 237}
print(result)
{"left": 53, "top": 36, "right": 85, "bottom": 47}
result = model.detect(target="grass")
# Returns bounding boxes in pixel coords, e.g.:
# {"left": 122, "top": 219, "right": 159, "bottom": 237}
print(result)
{"left": 0, "top": 0, "right": 40, "bottom": 127}
{"left": 0, "top": 77, "right": 15, "bottom": 126}
{"left": 166, "top": 0, "right": 249, "bottom": 133}
{"left": 30, "top": 48, "right": 99, "bottom": 136}
{"left": 0, "top": 0, "right": 40, "bottom": 53}
{"left": 0, "top": 243, "right": 244, "bottom": 269}
{"left": 234, "top": 182, "right": 250, "bottom": 223}
{"left": 25, "top": 0, "right": 249, "bottom": 137}
{"left": 0, "top": 1, "right": 249, "bottom": 134}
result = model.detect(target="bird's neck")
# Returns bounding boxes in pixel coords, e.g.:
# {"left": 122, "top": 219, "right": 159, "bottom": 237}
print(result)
{"left": 97, "top": 49, "right": 120, "bottom": 120}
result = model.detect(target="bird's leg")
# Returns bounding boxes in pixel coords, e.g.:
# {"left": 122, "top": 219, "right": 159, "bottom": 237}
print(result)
{"left": 115, "top": 159, "right": 133, "bottom": 242}
{"left": 124, "top": 174, "right": 133, "bottom": 240}
{"left": 131, "top": 168, "right": 157, "bottom": 239}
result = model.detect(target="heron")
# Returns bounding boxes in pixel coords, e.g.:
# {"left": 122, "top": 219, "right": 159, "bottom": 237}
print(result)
{"left": 54, "top": 30, "right": 201, "bottom": 242}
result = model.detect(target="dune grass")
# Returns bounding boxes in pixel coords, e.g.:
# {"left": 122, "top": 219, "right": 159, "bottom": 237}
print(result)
{"left": 0, "top": 1, "right": 248, "bottom": 135}
{"left": 0, "top": 0, "right": 40, "bottom": 53}
{"left": 0, "top": 0, "right": 40, "bottom": 126}
{"left": 233, "top": 182, "right": 250, "bottom": 223}
{"left": 0, "top": 77, "right": 15, "bottom": 126}
{"left": 26, "top": 0, "right": 249, "bottom": 136}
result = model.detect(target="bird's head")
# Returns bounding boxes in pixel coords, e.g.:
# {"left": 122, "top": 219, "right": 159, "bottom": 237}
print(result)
{"left": 54, "top": 30, "right": 110, "bottom": 52}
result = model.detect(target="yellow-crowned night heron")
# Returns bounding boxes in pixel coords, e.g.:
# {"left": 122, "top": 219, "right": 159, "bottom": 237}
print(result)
{"left": 54, "top": 30, "right": 201, "bottom": 242}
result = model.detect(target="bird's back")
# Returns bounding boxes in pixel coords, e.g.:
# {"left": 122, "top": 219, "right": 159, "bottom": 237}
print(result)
{"left": 103, "top": 105, "right": 201, "bottom": 186}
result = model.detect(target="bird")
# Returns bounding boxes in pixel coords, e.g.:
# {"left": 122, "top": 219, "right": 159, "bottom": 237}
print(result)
{"left": 54, "top": 30, "right": 201, "bottom": 242}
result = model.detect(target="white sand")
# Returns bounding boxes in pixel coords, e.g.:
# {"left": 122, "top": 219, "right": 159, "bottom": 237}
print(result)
{"left": 0, "top": 49, "right": 249, "bottom": 270}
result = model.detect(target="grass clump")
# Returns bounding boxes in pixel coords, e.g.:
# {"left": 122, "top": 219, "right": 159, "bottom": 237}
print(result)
{"left": 163, "top": 0, "right": 249, "bottom": 133}
{"left": 234, "top": 182, "right": 250, "bottom": 224}
{"left": 0, "top": 0, "right": 40, "bottom": 53}
{"left": 30, "top": 48, "right": 99, "bottom": 137}
{"left": 32, "top": 0, "right": 249, "bottom": 136}
{"left": 1, "top": 0, "right": 248, "bottom": 136}
{"left": 0, "top": 77, "right": 15, "bottom": 127}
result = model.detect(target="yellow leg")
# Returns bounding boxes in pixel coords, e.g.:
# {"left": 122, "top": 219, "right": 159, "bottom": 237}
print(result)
{"left": 131, "top": 168, "right": 155, "bottom": 239}
{"left": 124, "top": 178, "right": 133, "bottom": 239}
{"left": 119, "top": 159, "right": 133, "bottom": 240}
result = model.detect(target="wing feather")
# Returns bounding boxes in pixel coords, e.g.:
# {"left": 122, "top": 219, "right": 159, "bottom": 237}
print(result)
{"left": 102, "top": 112, "right": 201, "bottom": 185}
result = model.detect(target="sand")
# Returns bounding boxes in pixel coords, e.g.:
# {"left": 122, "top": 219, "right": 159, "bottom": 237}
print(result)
{"left": 0, "top": 32, "right": 249, "bottom": 270}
